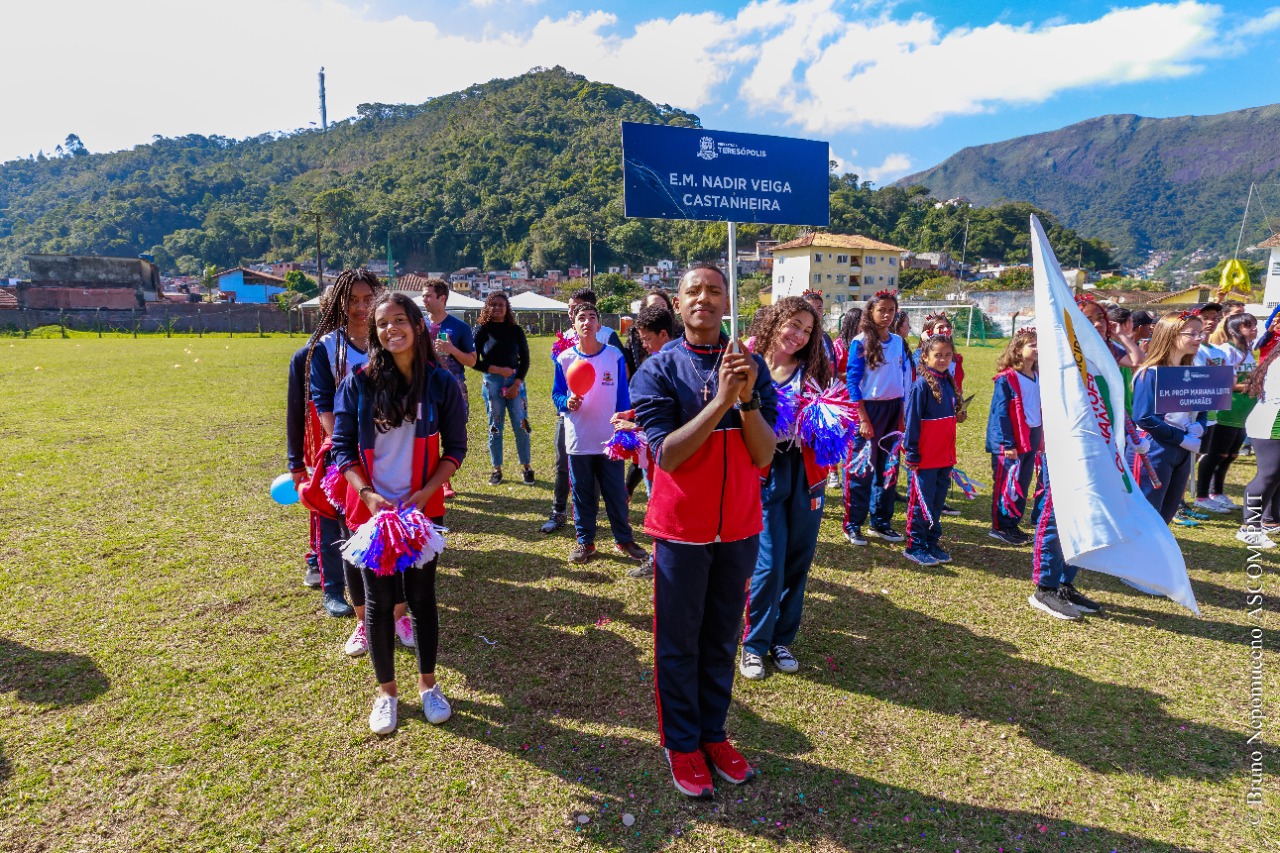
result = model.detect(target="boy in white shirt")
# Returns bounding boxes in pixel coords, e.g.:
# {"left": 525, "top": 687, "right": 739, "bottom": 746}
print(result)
{"left": 553, "top": 303, "right": 648, "bottom": 565}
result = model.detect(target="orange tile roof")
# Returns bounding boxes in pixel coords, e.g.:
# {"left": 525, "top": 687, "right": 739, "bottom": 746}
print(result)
{"left": 1257, "top": 232, "right": 1280, "bottom": 249}
{"left": 772, "top": 233, "right": 907, "bottom": 253}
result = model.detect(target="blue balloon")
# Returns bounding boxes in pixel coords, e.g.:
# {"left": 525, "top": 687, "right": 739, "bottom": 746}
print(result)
{"left": 271, "top": 473, "right": 300, "bottom": 505}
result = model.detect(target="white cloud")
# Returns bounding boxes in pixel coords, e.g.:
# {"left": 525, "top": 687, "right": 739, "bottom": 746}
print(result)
{"left": 0, "top": 0, "right": 1262, "bottom": 163}
{"left": 827, "top": 145, "right": 848, "bottom": 173}
{"left": 743, "top": 1, "right": 1228, "bottom": 132}
{"left": 853, "top": 152, "right": 913, "bottom": 184}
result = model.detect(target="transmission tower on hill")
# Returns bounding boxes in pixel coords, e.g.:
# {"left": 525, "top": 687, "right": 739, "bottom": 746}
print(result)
{"left": 318, "top": 67, "right": 328, "bottom": 132}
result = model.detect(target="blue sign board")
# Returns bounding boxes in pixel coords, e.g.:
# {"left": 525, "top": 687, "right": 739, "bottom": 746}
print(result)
{"left": 622, "top": 122, "right": 830, "bottom": 226}
{"left": 1154, "top": 365, "right": 1233, "bottom": 413}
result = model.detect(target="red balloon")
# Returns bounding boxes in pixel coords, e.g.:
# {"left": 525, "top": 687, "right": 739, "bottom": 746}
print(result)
{"left": 566, "top": 359, "right": 596, "bottom": 397}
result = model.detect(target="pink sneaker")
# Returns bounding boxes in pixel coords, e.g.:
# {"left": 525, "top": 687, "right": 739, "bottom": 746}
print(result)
{"left": 395, "top": 615, "right": 416, "bottom": 648}
{"left": 344, "top": 621, "right": 368, "bottom": 657}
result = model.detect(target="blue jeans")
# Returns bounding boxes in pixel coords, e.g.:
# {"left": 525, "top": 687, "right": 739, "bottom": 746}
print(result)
{"left": 1143, "top": 440, "right": 1193, "bottom": 524}
{"left": 744, "top": 446, "right": 823, "bottom": 657}
{"left": 568, "top": 453, "right": 633, "bottom": 545}
{"left": 482, "top": 373, "right": 531, "bottom": 468}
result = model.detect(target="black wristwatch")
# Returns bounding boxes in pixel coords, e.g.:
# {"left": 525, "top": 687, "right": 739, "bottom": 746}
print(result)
{"left": 738, "top": 390, "right": 763, "bottom": 412}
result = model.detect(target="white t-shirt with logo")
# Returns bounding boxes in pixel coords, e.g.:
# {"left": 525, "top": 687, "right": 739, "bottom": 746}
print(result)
{"left": 557, "top": 344, "right": 630, "bottom": 455}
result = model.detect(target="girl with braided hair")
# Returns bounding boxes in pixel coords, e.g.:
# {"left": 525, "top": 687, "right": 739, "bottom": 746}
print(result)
{"left": 901, "top": 335, "right": 959, "bottom": 565}
{"left": 842, "top": 290, "right": 911, "bottom": 546}
{"left": 739, "top": 297, "right": 831, "bottom": 679}
{"left": 307, "top": 269, "right": 412, "bottom": 655}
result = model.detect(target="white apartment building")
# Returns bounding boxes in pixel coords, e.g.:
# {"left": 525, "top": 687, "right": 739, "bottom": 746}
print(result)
{"left": 770, "top": 233, "right": 907, "bottom": 317}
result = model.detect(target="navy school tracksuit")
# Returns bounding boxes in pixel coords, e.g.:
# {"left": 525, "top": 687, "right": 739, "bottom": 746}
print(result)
{"left": 903, "top": 369, "right": 958, "bottom": 553}
{"left": 843, "top": 332, "right": 911, "bottom": 533}
{"left": 1030, "top": 457, "right": 1075, "bottom": 588}
{"left": 986, "top": 368, "right": 1044, "bottom": 536}
{"left": 632, "top": 336, "right": 777, "bottom": 753}
{"left": 1132, "top": 369, "right": 1208, "bottom": 524}
{"left": 743, "top": 367, "right": 827, "bottom": 660}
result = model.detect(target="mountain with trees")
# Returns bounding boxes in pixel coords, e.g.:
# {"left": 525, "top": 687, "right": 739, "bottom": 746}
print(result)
{"left": 0, "top": 67, "right": 1112, "bottom": 280}
{"left": 898, "top": 104, "right": 1280, "bottom": 265}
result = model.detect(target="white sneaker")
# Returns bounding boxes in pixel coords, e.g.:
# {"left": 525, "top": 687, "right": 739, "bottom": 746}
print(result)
{"left": 396, "top": 615, "right": 416, "bottom": 648}
{"left": 421, "top": 684, "right": 452, "bottom": 724}
{"left": 344, "top": 621, "right": 369, "bottom": 657}
{"left": 1211, "top": 494, "right": 1241, "bottom": 511}
{"left": 739, "top": 648, "right": 766, "bottom": 680}
{"left": 1236, "top": 529, "right": 1277, "bottom": 549}
{"left": 1193, "top": 497, "right": 1229, "bottom": 514}
{"left": 369, "top": 694, "right": 398, "bottom": 735}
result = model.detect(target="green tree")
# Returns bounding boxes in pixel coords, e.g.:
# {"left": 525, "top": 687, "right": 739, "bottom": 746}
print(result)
{"left": 284, "top": 269, "right": 318, "bottom": 297}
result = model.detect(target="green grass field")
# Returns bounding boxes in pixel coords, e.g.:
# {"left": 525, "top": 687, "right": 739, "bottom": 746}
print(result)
{"left": 0, "top": 335, "right": 1271, "bottom": 852}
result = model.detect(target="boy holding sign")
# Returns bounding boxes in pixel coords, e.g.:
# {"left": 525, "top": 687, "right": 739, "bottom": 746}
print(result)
{"left": 552, "top": 303, "right": 646, "bottom": 565}
{"left": 631, "top": 265, "right": 778, "bottom": 798}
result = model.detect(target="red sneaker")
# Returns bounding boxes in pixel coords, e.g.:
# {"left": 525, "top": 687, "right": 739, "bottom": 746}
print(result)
{"left": 665, "top": 748, "right": 713, "bottom": 798}
{"left": 701, "top": 740, "right": 756, "bottom": 785}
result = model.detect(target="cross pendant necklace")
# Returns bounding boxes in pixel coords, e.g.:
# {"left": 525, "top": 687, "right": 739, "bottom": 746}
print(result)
{"left": 683, "top": 343, "right": 723, "bottom": 404}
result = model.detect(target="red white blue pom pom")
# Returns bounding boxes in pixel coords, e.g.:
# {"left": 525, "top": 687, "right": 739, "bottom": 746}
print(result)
{"left": 999, "top": 457, "right": 1024, "bottom": 519}
{"left": 340, "top": 506, "right": 447, "bottom": 577}
{"left": 604, "top": 427, "right": 649, "bottom": 469}
{"left": 773, "top": 384, "right": 800, "bottom": 439}
{"left": 796, "top": 379, "right": 859, "bottom": 467}
{"left": 321, "top": 464, "right": 345, "bottom": 512}
{"left": 551, "top": 329, "right": 577, "bottom": 359}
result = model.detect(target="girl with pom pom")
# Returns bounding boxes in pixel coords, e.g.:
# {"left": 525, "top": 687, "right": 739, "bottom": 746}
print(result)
{"left": 902, "top": 334, "right": 960, "bottom": 566}
{"left": 739, "top": 297, "right": 832, "bottom": 680}
{"left": 332, "top": 292, "right": 468, "bottom": 735}
{"left": 843, "top": 290, "right": 912, "bottom": 546}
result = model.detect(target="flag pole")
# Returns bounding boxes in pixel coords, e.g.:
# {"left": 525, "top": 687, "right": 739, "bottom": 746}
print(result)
{"left": 728, "top": 221, "right": 739, "bottom": 349}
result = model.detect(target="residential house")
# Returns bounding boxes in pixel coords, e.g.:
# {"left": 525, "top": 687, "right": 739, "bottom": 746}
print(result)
{"left": 213, "top": 267, "right": 288, "bottom": 304}
{"left": 770, "top": 233, "right": 907, "bottom": 316}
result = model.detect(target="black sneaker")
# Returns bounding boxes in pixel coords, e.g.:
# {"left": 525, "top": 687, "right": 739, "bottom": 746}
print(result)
{"left": 867, "top": 526, "right": 904, "bottom": 543}
{"left": 844, "top": 526, "right": 867, "bottom": 546}
{"left": 615, "top": 541, "right": 648, "bottom": 562}
{"left": 488, "top": 469, "right": 503, "bottom": 486}
{"left": 569, "top": 543, "right": 597, "bottom": 564}
{"left": 522, "top": 467, "right": 535, "bottom": 485}
{"left": 540, "top": 511, "right": 566, "bottom": 534}
{"left": 928, "top": 545, "right": 952, "bottom": 564}
{"left": 988, "top": 529, "right": 1024, "bottom": 546}
{"left": 1060, "top": 583, "right": 1102, "bottom": 614}
{"left": 940, "top": 503, "right": 961, "bottom": 517}
{"left": 1028, "top": 586, "right": 1082, "bottom": 621}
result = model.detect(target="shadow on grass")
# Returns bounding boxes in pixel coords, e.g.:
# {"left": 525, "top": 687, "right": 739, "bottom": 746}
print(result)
{"left": 0, "top": 637, "right": 110, "bottom": 787}
{"left": 797, "top": 580, "right": 1238, "bottom": 780}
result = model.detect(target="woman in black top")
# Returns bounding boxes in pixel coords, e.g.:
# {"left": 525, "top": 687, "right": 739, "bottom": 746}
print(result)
{"left": 471, "top": 293, "right": 534, "bottom": 485}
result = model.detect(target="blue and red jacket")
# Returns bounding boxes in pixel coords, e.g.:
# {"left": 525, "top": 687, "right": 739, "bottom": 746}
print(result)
{"left": 767, "top": 366, "right": 829, "bottom": 497}
{"left": 632, "top": 336, "right": 778, "bottom": 544}
{"left": 287, "top": 344, "right": 324, "bottom": 474}
{"left": 985, "top": 368, "right": 1042, "bottom": 455}
{"left": 904, "top": 369, "right": 958, "bottom": 468}
{"left": 331, "top": 363, "right": 468, "bottom": 526}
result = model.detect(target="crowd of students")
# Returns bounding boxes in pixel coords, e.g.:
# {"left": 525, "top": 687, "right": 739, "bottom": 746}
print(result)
{"left": 284, "top": 267, "right": 1269, "bottom": 796}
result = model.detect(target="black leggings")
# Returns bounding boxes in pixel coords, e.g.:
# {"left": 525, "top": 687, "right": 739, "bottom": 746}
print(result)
{"left": 1244, "top": 438, "right": 1280, "bottom": 526}
{"left": 362, "top": 554, "right": 440, "bottom": 684}
{"left": 341, "top": 521, "right": 406, "bottom": 610}
{"left": 1196, "top": 425, "right": 1245, "bottom": 498}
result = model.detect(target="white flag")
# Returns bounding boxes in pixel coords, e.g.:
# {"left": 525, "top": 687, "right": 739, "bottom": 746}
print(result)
{"left": 1031, "top": 215, "right": 1199, "bottom": 614}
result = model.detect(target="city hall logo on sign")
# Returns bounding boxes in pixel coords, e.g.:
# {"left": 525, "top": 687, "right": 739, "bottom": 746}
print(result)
{"left": 697, "top": 137, "right": 717, "bottom": 161}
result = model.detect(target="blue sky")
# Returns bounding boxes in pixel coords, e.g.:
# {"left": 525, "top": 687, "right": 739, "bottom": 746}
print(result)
{"left": 3, "top": 1, "right": 1278, "bottom": 184}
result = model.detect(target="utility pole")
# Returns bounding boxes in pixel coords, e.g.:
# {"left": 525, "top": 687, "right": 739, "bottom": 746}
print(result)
{"left": 587, "top": 230, "right": 602, "bottom": 289}
{"left": 959, "top": 216, "right": 970, "bottom": 279}
{"left": 301, "top": 210, "right": 326, "bottom": 290}
{"left": 387, "top": 231, "right": 395, "bottom": 289}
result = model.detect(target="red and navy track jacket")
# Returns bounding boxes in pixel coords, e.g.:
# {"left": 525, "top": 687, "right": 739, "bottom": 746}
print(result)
{"left": 985, "top": 368, "right": 1041, "bottom": 455}
{"left": 631, "top": 336, "right": 778, "bottom": 544}
{"left": 331, "top": 364, "right": 468, "bottom": 526}
{"left": 904, "top": 369, "right": 958, "bottom": 469}
{"left": 287, "top": 344, "right": 324, "bottom": 474}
